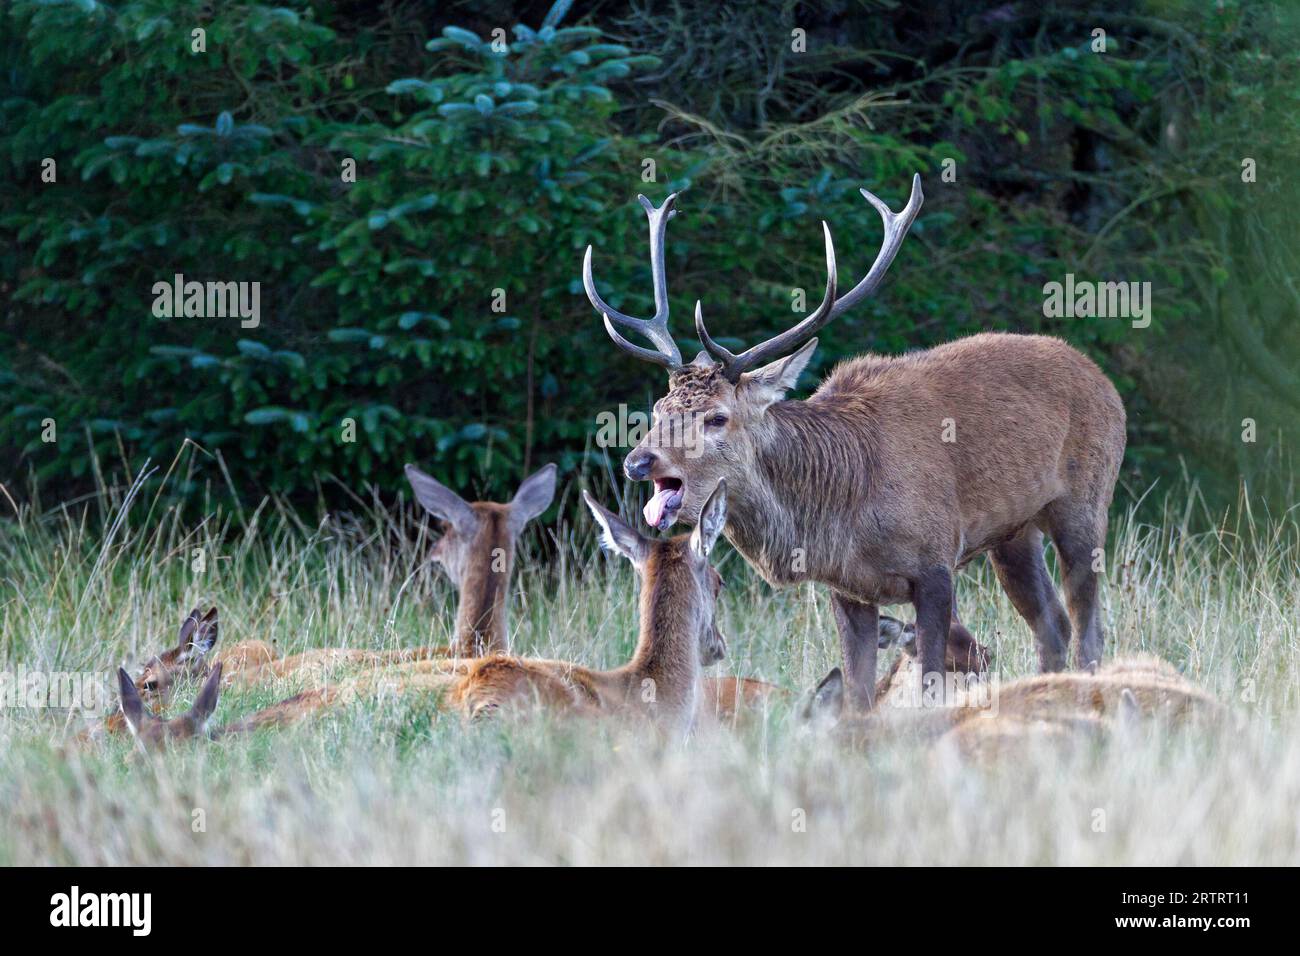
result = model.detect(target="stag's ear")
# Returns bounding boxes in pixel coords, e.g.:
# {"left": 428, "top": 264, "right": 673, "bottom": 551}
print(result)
{"left": 583, "top": 491, "right": 650, "bottom": 566}
{"left": 189, "top": 663, "right": 223, "bottom": 728}
{"left": 509, "top": 463, "right": 556, "bottom": 536}
{"left": 737, "top": 338, "right": 818, "bottom": 409}
{"left": 801, "top": 667, "right": 845, "bottom": 725}
{"left": 689, "top": 480, "right": 727, "bottom": 561}
{"left": 178, "top": 607, "right": 219, "bottom": 664}
{"left": 118, "top": 667, "right": 146, "bottom": 735}
{"left": 405, "top": 464, "right": 477, "bottom": 534}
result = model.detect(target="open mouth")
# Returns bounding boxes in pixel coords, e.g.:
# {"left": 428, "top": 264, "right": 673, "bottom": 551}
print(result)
{"left": 644, "top": 476, "right": 684, "bottom": 531}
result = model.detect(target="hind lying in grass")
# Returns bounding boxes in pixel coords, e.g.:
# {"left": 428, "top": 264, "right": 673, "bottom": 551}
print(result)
{"left": 802, "top": 645, "right": 1227, "bottom": 761}
{"left": 92, "top": 469, "right": 792, "bottom": 742}
{"left": 116, "top": 483, "right": 734, "bottom": 745}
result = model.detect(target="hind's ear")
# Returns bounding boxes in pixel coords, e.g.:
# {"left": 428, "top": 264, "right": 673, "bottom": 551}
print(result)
{"left": 405, "top": 464, "right": 478, "bottom": 534}
{"left": 190, "top": 663, "right": 223, "bottom": 727}
{"left": 801, "top": 667, "right": 845, "bottom": 724}
{"left": 509, "top": 463, "right": 556, "bottom": 535}
{"left": 178, "top": 607, "right": 219, "bottom": 664}
{"left": 582, "top": 491, "right": 649, "bottom": 566}
{"left": 689, "top": 480, "right": 727, "bottom": 561}
{"left": 1118, "top": 687, "right": 1139, "bottom": 724}
{"left": 118, "top": 667, "right": 146, "bottom": 734}
{"left": 877, "top": 615, "right": 908, "bottom": 649}
{"left": 176, "top": 607, "right": 201, "bottom": 651}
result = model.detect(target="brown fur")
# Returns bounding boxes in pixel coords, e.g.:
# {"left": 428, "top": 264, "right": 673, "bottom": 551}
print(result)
{"left": 407, "top": 470, "right": 781, "bottom": 726}
{"left": 406, "top": 463, "right": 556, "bottom": 655}
{"left": 224, "top": 488, "right": 733, "bottom": 737}
{"left": 436, "top": 502, "right": 516, "bottom": 655}
{"left": 873, "top": 617, "right": 992, "bottom": 709}
{"left": 114, "top": 663, "right": 224, "bottom": 750}
{"left": 808, "top": 654, "right": 1224, "bottom": 762}
{"left": 82, "top": 608, "right": 274, "bottom": 741}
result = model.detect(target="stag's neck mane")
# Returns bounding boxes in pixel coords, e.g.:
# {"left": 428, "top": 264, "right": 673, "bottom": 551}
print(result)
{"left": 723, "top": 393, "right": 880, "bottom": 586}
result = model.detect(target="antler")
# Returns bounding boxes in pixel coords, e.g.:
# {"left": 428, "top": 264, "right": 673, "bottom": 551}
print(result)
{"left": 697, "top": 174, "right": 924, "bottom": 382}
{"left": 583, "top": 194, "right": 683, "bottom": 370}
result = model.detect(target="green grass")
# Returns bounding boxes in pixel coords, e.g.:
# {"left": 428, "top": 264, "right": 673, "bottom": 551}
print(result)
{"left": 1, "top": 468, "right": 1298, "bottom": 865}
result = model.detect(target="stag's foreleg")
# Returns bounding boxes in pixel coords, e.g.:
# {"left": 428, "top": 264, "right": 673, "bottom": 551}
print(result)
{"left": 830, "top": 593, "right": 879, "bottom": 712}
{"left": 912, "top": 566, "right": 953, "bottom": 706}
{"left": 990, "top": 526, "right": 1071, "bottom": 672}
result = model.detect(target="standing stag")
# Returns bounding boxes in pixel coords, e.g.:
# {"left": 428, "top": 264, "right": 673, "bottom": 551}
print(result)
{"left": 584, "top": 176, "right": 1126, "bottom": 710}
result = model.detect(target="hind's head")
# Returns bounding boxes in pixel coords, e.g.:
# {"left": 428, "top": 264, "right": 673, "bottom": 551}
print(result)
{"left": 405, "top": 463, "right": 556, "bottom": 590}
{"left": 804, "top": 615, "right": 992, "bottom": 727}
{"left": 877, "top": 614, "right": 991, "bottom": 673}
{"left": 133, "top": 607, "right": 220, "bottom": 710}
{"left": 583, "top": 480, "right": 730, "bottom": 670}
{"left": 117, "top": 662, "right": 223, "bottom": 749}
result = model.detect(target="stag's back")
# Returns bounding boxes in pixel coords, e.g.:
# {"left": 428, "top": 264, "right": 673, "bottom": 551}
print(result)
{"left": 816, "top": 333, "right": 1125, "bottom": 548}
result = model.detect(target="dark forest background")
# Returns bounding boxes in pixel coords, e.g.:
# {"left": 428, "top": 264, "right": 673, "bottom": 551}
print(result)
{"left": 2, "top": 0, "right": 1297, "bottom": 518}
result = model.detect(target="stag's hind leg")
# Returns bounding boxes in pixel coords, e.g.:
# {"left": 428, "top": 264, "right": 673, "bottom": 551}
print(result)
{"left": 1044, "top": 502, "right": 1108, "bottom": 670}
{"left": 990, "top": 526, "right": 1071, "bottom": 672}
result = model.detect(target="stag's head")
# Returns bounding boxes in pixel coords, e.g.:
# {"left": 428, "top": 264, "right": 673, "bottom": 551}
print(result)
{"left": 584, "top": 178, "right": 922, "bottom": 531}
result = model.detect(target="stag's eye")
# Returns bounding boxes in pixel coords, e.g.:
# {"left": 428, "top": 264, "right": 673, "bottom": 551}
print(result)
{"left": 704, "top": 414, "right": 728, "bottom": 429}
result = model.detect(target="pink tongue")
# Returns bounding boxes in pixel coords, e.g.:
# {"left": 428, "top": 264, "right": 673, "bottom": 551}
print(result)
{"left": 644, "top": 487, "right": 680, "bottom": 529}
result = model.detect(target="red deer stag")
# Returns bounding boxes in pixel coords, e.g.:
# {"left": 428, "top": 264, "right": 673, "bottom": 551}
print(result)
{"left": 583, "top": 177, "right": 1126, "bottom": 711}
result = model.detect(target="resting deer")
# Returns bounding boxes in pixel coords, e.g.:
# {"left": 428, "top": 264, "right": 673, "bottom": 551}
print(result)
{"left": 873, "top": 613, "right": 990, "bottom": 708}
{"left": 81, "top": 606, "right": 439, "bottom": 742}
{"left": 217, "top": 483, "right": 735, "bottom": 737}
{"left": 404, "top": 462, "right": 781, "bottom": 722}
{"left": 115, "top": 663, "right": 225, "bottom": 750}
{"left": 584, "top": 177, "right": 1127, "bottom": 711}
{"left": 803, "top": 654, "right": 1224, "bottom": 761}
{"left": 82, "top": 608, "right": 273, "bottom": 739}
{"left": 81, "top": 464, "right": 556, "bottom": 744}
{"left": 404, "top": 462, "right": 556, "bottom": 656}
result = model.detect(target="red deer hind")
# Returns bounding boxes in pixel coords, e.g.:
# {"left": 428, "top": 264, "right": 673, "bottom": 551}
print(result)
{"left": 584, "top": 175, "right": 1126, "bottom": 711}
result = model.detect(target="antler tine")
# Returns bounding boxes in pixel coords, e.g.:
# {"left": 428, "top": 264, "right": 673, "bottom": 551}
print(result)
{"left": 583, "top": 193, "right": 683, "bottom": 369}
{"left": 828, "top": 172, "right": 924, "bottom": 321}
{"left": 698, "top": 175, "right": 922, "bottom": 383}
{"left": 599, "top": 313, "right": 680, "bottom": 370}
{"left": 698, "top": 221, "right": 838, "bottom": 382}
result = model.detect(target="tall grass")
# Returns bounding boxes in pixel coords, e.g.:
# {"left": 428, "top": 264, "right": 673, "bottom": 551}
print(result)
{"left": 0, "top": 462, "right": 1297, "bottom": 865}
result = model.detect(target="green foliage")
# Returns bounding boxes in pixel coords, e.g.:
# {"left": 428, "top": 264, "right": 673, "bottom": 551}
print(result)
{"left": 1, "top": 0, "right": 1296, "bottom": 513}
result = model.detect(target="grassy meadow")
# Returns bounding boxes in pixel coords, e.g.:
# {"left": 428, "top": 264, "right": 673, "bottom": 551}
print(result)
{"left": 1, "top": 458, "right": 1298, "bottom": 866}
